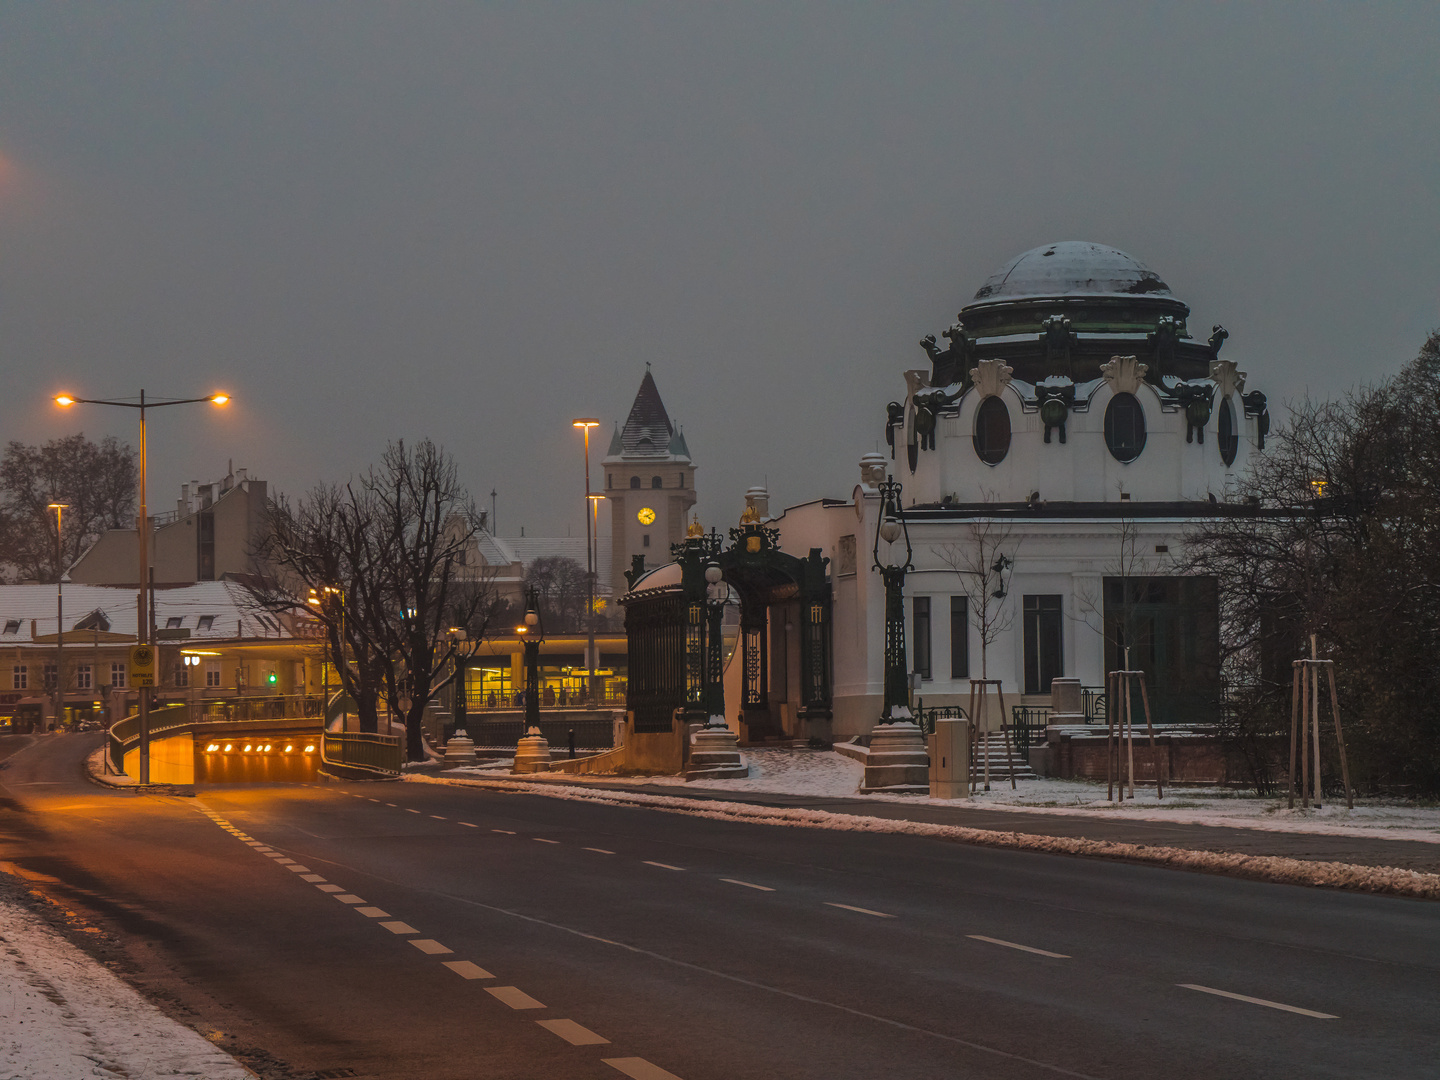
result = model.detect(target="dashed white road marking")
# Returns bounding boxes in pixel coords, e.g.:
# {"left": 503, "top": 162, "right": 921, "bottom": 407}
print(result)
{"left": 442, "top": 960, "right": 494, "bottom": 980}
{"left": 300, "top": 874, "right": 327, "bottom": 883}
{"left": 334, "top": 894, "right": 366, "bottom": 904}
{"left": 380, "top": 921, "right": 418, "bottom": 935}
{"left": 584, "top": 847, "right": 615, "bottom": 854}
{"left": 968, "top": 935, "right": 1069, "bottom": 959}
{"left": 643, "top": 861, "right": 684, "bottom": 871}
{"left": 721, "top": 878, "right": 775, "bottom": 892}
{"left": 273, "top": 858, "right": 297, "bottom": 865}
{"left": 286, "top": 865, "right": 312, "bottom": 873}
{"left": 534, "top": 838, "right": 561, "bottom": 845}
{"left": 487, "top": 986, "right": 546, "bottom": 1010}
{"left": 603, "top": 1057, "right": 685, "bottom": 1080}
{"left": 406, "top": 808, "right": 422, "bottom": 814}
{"left": 459, "top": 822, "right": 477, "bottom": 827}
{"left": 411, "top": 939, "right": 453, "bottom": 955}
{"left": 537, "top": 1018, "right": 610, "bottom": 1045}
{"left": 244, "top": 841, "right": 265, "bottom": 847}
{"left": 493, "top": 829, "right": 516, "bottom": 835}
{"left": 824, "top": 902, "right": 894, "bottom": 919}
{"left": 1178, "top": 984, "right": 1338, "bottom": 1019}
{"left": 355, "top": 907, "right": 391, "bottom": 918}
{"left": 385, "top": 803, "right": 397, "bottom": 807}
{"left": 430, "top": 815, "right": 446, "bottom": 820}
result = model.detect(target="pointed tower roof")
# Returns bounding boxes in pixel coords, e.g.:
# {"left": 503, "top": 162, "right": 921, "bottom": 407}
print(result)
{"left": 618, "top": 370, "right": 674, "bottom": 457}
{"left": 607, "top": 423, "right": 623, "bottom": 456}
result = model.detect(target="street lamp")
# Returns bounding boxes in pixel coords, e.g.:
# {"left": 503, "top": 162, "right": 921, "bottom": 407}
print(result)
{"left": 862, "top": 473, "right": 929, "bottom": 793}
{"left": 48, "top": 502, "right": 68, "bottom": 730}
{"left": 306, "top": 585, "right": 346, "bottom": 730}
{"left": 572, "top": 418, "right": 600, "bottom": 705}
{"left": 55, "top": 389, "right": 231, "bottom": 784}
{"left": 513, "top": 586, "right": 553, "bottom": 772}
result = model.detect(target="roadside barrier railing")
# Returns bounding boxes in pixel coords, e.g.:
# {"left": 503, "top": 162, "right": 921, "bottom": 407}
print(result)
{"left": 321, "top": 731, "right": 403, "bottom": 777}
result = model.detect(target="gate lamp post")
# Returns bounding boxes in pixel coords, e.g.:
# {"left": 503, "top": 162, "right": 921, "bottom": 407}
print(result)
{"left": 513, "top": 586, "right": 553, "bottom": 772}
{"left": 55, "top": 389, "right": 231, "bottom": 784}
{"left": 861, "top": 473, "right": 928, "bottom": 793}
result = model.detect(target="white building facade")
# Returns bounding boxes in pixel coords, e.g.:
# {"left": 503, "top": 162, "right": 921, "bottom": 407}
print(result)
{"left": 770, "top": 242, "right": 1270, "bottom": 740}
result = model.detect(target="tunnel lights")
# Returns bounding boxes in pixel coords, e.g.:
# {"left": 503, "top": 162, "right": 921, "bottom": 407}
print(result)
{"left": 206, "top": 743, "right": 219, "bottom": 752}
{"left": 223, "top": 743, "right": 233, "bottom": 751}
{"left": 303, "top": 744, "right": 316, "bottom": 753}
{"left": 284, "top": 744, "right": 294, "bottom": 753}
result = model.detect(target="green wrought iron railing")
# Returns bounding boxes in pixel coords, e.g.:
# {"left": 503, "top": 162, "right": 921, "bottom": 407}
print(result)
{"left": 321, "top": 731, "right": 403, "bottom": 777}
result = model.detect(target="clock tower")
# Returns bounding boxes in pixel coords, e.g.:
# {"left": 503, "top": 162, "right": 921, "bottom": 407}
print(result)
{"left": 603, "top": 369, "right": 697, "bottom": 595}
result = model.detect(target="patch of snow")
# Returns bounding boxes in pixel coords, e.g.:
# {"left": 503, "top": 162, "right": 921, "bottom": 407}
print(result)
{"left": 0, "top": 897, "right": 253, "bottom": 1078}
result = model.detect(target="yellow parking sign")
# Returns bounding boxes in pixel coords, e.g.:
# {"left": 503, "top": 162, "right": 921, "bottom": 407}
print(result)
{"left": 129, "top": 643, "right": 156, "bottom": 687}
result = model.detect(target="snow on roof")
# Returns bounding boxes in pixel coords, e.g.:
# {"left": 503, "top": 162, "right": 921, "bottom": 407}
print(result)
{"left": 504, "top": 536, "right": 613, "bottom": 581}
{"left": 473, "top": 529, "right": 517, "bottom": 567}
{"left": 0, "top": 581, "right": 289, "bottom": 642}
{"left": 967, "top": 241, "right": 1174, "bottom": 305}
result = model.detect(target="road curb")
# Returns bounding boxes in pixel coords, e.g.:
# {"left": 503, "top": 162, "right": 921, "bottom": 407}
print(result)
{"left": 408, "top": 774, "right": 1440, "bottom": 902}
{"left": 81, "top": 747, "right": 194, "bottom": 797}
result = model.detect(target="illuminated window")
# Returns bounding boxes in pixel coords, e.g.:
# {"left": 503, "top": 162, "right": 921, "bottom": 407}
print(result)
{"left": 1104, "top": 393, "right": 1147, "bottom": 463}
{"left": 12, "top": 665, "right": 26, "bottom": 690}
{"left": 973, "top": 396, "right": 1011, "bottom": 466}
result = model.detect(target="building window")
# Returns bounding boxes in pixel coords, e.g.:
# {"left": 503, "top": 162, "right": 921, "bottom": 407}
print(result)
{"left": 197, "top": 615, "right": 214, "bottom": 631}
{"left": 174, "top": 663, "right": 188, "bottom": 688}
{"left": 912, "top": 597, "right": 932, "bottom": 679}
{"left": 678, "top": 474, "right": 685, "bottom": 488}
{"left": 1104, "top": 393, "right": 1147, "bottom": 463}
{"left": 166, "top": 616, "right": 184, "bottom": 629}
{"left": 1218, "top": 397, "right": 1238, "bottom": 467}
{"left": 76, "top": 665, "right": 92, "bottom": 690}
{"left": 630, "top": 476, "right": 641, "bottom": 489}
{"left": 1023, "top": 595, "right": 1063, "bottom": 695}
{"left": 651, "top": 476, "right": 662, "bottom": 489}
{"left": 973, "top": 395, "right": 1012, "bottom": 466}
{"left": 206, "top": 662, "right": 221, "bottom": 688}
{"left": 642, "top": 534, "right": 650, "bottom": 547}
{"left": 12, "top": 665, "right": 27, "bottom": 690}
{"left": 43, "top": 664, "right": 57, "bottom": 690}
{"left": 950, "top": 596, "right": 969, "bottom": 679}
{"left": 112, "top": 663, "right": 127, "bottom": 688}
{"left": 2, "top": 620, "right": 19, "bottom": 635}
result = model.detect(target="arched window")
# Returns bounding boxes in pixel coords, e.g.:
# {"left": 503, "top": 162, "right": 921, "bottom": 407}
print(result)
{"left": 973, "top": 396, "right": 1011, "bottom": 466}
{"left": 1217, "top": 397, "right": 1238, "bottom": 467}
{"left": 651, "top": 476, "right": 662, "bottom": 489}
{"left": 1104, "top": 393, "right": 1147, "bottom": 463}
{"left": 630, "top": 476, "right": 641, "bottom": 489}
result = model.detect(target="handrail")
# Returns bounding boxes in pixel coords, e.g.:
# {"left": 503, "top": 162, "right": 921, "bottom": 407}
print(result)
{"left": 321, "top": 731, "right": 403, "bottom": 777}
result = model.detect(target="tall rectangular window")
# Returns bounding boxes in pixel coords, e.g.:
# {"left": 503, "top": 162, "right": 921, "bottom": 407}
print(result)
{"left": 950, "top": 596, "right": 969, "bottom": 679}
{"left": 174, "top": 664, "right": 189, "bottom": 688}
{"left": 111, "top": 662, "right": 127, "bottom": 688}
{"left": 198, "top": 510, "right": 216, "bottom": 580}
{"left": 206, "top": 662, "right": 221, "bottom": 688}
{"left": 44, "top": 664, "right": 58, "bottom": 690}
{"left": 76, "top": 665, "right": 92, "bottom": 690}
{"left": 912, "top": 596, "right": 932, "bottom": 680}
{"left": 1023, "top": 595, "right": 1063, "bottom": 695}
{"left": 12, "top": 665, "right": 27, "bottom": 690}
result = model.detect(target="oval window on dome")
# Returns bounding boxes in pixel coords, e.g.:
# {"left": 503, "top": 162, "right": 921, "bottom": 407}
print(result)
{"left": 1104, "top": 393, "right": 1147, "bottom": 463}
{"left": 973, "top": 396, "right": 1011, "bottom": 466}
{"left": 1217, "top": 397, "right": 1238, "bottom": 467}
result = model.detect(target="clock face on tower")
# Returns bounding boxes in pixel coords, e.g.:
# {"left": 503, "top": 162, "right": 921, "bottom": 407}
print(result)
{"left": 637, "top": 507, "right": 656, "bottom": 525}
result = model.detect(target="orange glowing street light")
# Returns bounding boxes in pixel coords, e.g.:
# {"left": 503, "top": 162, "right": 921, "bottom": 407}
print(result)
{"left": 51, "top": 388, "right": 233, "bottom": 785}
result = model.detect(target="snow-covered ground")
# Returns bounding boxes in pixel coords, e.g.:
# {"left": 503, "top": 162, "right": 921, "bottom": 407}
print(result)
{"left": 441, "top": 748, "right": 1440, "bottom": 843}
{"left": 0, "top": 895, "right": 252, "bottom": 1079}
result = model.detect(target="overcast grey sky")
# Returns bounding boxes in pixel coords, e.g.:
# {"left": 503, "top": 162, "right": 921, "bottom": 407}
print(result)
{"left": 1, "top": 3, "right": 1436, "bottom": 537}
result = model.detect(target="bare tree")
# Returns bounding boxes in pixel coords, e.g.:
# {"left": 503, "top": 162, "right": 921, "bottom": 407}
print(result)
{"left": 0, "top": 434, "right": 136, "bottom": 582}
{"left": 523, "top": 556, "right": 588, "bottom": 632}
{"left": 259, "top": 440, "right": 488, "bottom": 760}
{"left": 932, "top": 502, "right": 1017, "bottom": 687}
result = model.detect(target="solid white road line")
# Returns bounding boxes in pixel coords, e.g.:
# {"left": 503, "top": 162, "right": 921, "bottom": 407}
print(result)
{"left": 721, "top": 879, "right": 775, "bottom": 892}
{"left": 537, "top": 1019, "right": 610, "bottom": 1046}
{"left": 442, "top": 960, "right": 494, "bottom": 980}
{"left": 968, "top": 935, "right": 1069, "bottom": 959}
{"left": 300, "top": 874, "right": 327, "bottom": 883}
{"left": 644, "top": 861, "right": 685, "bottom": 871}
{"left": 355, "top": 907, "right": 390, "bottom": 918}
{"left": 824, "top": 902, "right": 894, "bottom": 919}
{"left": 486, "top": 986, "right": 546, "bottom": 1010}
{"left": 410, "top": 939, "right": 453, "bottom": 955}
{"left": 315, "top": 884, "right": 345, "bottom": 893}
{"left": 603, "top": 1057, "right": 685, "bottom": 1080}
{"left": 584, "top": 847, "right": 615, "bottom": 854}
{"left": 534, "top": 838, "right": 561, "bottom": 845}
{"left": 1178, "top": 984, "right": 1338, "bottom": 1019}
{"left": 379, "top": 921, "right": 418, "bottom": 935}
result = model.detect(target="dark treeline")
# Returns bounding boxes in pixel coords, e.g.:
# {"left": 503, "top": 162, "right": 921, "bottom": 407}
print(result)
{"left": 1186, "top": 331, "right": 1440, "bottom": 795}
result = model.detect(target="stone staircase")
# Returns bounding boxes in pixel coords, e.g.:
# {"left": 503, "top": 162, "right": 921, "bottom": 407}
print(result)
{"left": 974, "top": 731, "right": 1038, "bottom": 781}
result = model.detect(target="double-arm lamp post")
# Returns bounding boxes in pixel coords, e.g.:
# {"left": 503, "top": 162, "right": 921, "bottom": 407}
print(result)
{"left": 572, "top": 418, "right": 601, "bottom": 705}
{"left": 861, "top": 474, "right": 929, "bottom": 792}
{"left": 54, "top": 389, "right": 231, "bottom": 784}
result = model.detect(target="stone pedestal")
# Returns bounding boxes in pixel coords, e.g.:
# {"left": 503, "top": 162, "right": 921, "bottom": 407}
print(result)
{"left": 443, "top": 730, "right": 477, "bottom": 764}
{"left": 686, "top": 724, "right": 748, "bottom": 780}
{"left": 861, "top": 721, "right": 929, "bottom": 793}
{"left": 513, "top": 732, "right": 552, "bottom": 773}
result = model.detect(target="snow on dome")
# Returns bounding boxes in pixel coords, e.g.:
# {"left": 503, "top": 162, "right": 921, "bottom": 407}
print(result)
{"left": 621, "top": 560, "right": 683, "bottom": 598}
{"left": 969, "top": 241, "right": 1172, "bottom": 304}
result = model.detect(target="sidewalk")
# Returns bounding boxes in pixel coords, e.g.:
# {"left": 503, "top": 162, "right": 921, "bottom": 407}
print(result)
{"left": 426, "top": 749, "right": 1440, "bottom": 878}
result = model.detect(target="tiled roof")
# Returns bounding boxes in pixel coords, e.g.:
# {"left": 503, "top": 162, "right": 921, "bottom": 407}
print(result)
{"left": 618, "top": 371, "right": 674, "bottom": 457}
{"left": 503, "top": 536, "right": 612, "bottom": 586}
{"left": 0, "top": 581, "right": 292, "bottom": 643}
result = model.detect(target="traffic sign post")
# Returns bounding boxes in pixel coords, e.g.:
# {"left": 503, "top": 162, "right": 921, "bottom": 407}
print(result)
{"left": 129, "top": 643, "right": 156, "bottom": 688}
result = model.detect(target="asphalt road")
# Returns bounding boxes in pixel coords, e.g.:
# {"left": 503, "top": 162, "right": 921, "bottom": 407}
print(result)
{"left": 2, "top": 733, "right": 1438, "bottom": 1080}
